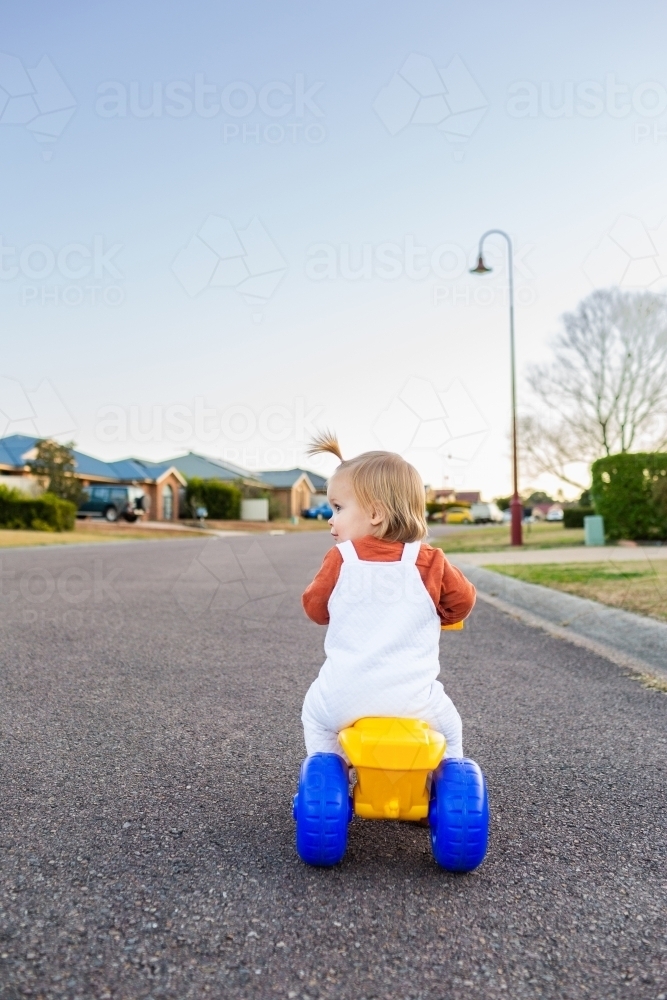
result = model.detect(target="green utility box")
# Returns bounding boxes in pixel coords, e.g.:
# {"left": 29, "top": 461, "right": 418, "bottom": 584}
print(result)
{"left": 584, "top": 515, "right": 605, "bottom": 546}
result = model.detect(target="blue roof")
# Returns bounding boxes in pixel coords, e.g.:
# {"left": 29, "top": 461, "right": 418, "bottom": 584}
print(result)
{"left": 0, "top": 434, "right": 114, "bottom": 478}
{"left": 0, "top": 437, "right": 324, "bottom": 491}
{"left": 0, "top": 436, "right": 25, "bottom": 467}
{"left": 0, "top": 434, "right": 40, "bottom": 467}
{"left": 164, "top": 452, "right": 265, "bottom": 484}
{"left": 107, "top": 457, "right": 177, "bottom": 481}
{"left": 73, "top": 451, "right": 119, "bottom": 478}
{"left": 0, "top": 435, "right": 179, "bottom": 484}
{"left": 259, "top": 468, "right": 328, "bottom": 490}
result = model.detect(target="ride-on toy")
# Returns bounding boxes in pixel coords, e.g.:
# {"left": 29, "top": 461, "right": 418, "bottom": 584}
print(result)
{"left": 293, "top": 718, "right": 489, "bottom": 870}
{"left": 292, "top": 621, "right": 490, "bottom": 871}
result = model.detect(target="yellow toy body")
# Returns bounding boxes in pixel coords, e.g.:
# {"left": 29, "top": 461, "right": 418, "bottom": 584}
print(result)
{"left": 441, "top": 620, "right": 464, "bottom": 631}
{"left": 338, "top": 717, "right": 446, "bottom": 821}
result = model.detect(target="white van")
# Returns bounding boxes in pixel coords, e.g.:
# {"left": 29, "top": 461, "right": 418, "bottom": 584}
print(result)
{"left": 470, "top": 502, "right": 504, "bottom": 524}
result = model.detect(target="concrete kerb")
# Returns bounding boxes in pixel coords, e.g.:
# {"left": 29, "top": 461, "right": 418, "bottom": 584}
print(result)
{"left": 453, "top": 561, "right": 667, "bottom": 684}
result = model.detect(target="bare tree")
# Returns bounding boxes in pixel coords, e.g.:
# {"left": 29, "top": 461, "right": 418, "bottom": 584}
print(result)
{"left": 521, "top": 288, "right": 667, "bottom": 489}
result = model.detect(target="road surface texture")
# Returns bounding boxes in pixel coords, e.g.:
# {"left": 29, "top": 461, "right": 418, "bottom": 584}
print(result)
{"left": 1, "top": 533, "right": 665, "bottom": 1000}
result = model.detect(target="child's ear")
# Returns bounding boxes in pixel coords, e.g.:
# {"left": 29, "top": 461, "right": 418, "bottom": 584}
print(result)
{"left": 369, "top": 506, "right": 385, "bottom": 526}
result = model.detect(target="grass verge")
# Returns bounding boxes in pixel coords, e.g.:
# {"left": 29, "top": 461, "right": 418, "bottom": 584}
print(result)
{"left": 0, "top": 521, "right": 210, "bottom": 548}
{"left": 486, "top": 561, "right": 667, "bottom": 623}
{"left": 431, "top": 522, "right": 585, "bottom": 553}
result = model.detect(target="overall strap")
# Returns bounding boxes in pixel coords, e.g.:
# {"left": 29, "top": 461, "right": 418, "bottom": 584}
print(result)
{"left": 400, "top": 540, "right": 421, "bottom": 564}
{"left": 337, "top": 539, "right": 359, "bottom": 562}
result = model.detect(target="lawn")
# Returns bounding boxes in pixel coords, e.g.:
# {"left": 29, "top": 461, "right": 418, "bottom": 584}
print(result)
{"left": 430, "top": 521, "right": 585, "bottom": 554}
{"left": 0, "top": 521, "right": 210, "bottom": 548}
{"left": 486, "top": 561, "right": 667, "bottom": 623}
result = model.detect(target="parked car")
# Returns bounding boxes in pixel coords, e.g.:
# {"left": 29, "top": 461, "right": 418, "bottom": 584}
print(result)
{"left": 444, "top": 506, "right": 474, "bottom": 525}
{"left": 78, "top": 485, "right": 148, "bottom": 522}
{"left": 470, "top": 502, "right": 504, "bottom": 524}
{"left": 545, "top": 506, "right": 564, "bottom": 521}
{"left": 502, "top": 506, "right": 534, "bottom": 523}
{"left": 302, "top": 502, "right": 333, "bottom": 520}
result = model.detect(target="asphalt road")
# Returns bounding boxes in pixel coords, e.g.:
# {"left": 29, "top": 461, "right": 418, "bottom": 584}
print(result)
{"left": 1, "top": 533, "right": 666, "bottom": 1000}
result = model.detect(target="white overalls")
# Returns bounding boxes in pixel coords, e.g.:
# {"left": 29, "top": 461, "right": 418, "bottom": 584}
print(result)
{"left": 301, "top": 539, "right": 463, "bottom": 759}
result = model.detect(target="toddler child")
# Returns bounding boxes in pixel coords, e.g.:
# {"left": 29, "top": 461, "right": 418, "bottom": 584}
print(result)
{"left": 301, "top": 433, "right": 476, "bottom": 761}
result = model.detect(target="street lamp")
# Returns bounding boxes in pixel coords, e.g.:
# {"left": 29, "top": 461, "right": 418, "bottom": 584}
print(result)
{"left": 470, "top": 230, "right": 522, "bottom": 546}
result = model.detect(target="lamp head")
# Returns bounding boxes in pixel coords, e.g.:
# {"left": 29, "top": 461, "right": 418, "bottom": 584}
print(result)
{"left": 470, "top": 254, "right": 492, "bottom": 274}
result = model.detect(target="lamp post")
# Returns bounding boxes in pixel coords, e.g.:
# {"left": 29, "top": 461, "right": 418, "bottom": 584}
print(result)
{"left": 470, "top": 230, "right": 522, "bottom": 546}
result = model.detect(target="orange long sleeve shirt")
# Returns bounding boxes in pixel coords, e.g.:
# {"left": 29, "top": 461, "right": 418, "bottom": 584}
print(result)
{"left": 302, "top": 536, "right": 476, "bottom": 626}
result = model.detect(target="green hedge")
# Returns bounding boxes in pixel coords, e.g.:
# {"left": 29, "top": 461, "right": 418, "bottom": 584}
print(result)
{"left": 562, "top": 506, "right": 595, "bottom": 529}
{"left": 184, "top": 478, "right": 242, "bottom": 520}
{"left": 0, "top": 486, "right": 76, "bottom": 531}
{"left": 591, "top": 453, "right": 667, "bottom": 540}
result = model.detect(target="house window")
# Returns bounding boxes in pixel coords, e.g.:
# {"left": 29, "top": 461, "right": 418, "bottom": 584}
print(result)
{"left": 162, "top": 483, "right": 173, "bottom": 521}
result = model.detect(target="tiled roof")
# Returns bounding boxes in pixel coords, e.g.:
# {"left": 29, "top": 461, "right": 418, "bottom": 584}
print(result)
{"left": 456, "top": 491, "right": 481, "bottom": 504}
{"left": 164, "top": 452, "right": 264, "bottom": 485}
{"left": 0, "top": 434, "right": 115, "bottom": 478}
{"left": 0, "top": 438, "right": 325, "bottom": 492}
{"left": 0, "top": 434, "right": 40, "bottom": 467}
{"left": 0, "top": 435, "right": 180, "bottom": 484}
{"left": 259, "top": 468, "right": 327, "bottom": 490}
{"left": 0, "top": 437, "right": 24, "bottom": 467}
{"left": 107, "top": 458, "right": 177, "bottom": 481}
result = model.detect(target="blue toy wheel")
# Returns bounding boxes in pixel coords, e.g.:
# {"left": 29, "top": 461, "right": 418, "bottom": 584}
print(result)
{"left": 293, "top": 753, "right": 352, "bottom": 866}
{"left": 428, "top": 758, "right": 489, "bottom": 872}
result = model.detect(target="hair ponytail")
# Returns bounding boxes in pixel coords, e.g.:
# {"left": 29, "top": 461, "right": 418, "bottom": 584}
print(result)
{"left": 307, "top": 430, "right": 344, "bottom": 462}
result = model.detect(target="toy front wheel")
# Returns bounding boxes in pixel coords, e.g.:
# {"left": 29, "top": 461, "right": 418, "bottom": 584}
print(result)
{"left": 429, "top": 758, "right": 489, "bottom": 872}
{"left": 293, "top": 753, "right": 352, "bottom": 866}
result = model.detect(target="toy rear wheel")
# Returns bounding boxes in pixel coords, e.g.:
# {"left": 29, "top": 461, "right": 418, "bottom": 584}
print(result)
{"left": 293, "top": 753, "right": 352, "bottom": 866}
{"left": 429, "top": 758, "right": 489, "bottom": 872}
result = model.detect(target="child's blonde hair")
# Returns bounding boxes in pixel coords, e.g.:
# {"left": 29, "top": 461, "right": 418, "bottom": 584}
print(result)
{"left": 308, "top": 431, "right": 428, "bottom": 543}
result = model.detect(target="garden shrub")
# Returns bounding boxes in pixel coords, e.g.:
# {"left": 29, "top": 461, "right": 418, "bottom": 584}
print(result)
{"left": 184, "top": 478, "right": 242, "bottom": 520}
{"left": 591, "top": 453, "right": 667, "bottom": 540}
{"left": 0, "top": 486, "right": 76, "bottom": 531}
{"left": 653, "top": 475, "right": 667, "bottom": 519}
{"left": 562, "top": 507, "right": 595, "bottom": 529}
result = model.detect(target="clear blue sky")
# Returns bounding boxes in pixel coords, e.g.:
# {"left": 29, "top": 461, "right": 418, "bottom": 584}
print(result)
{"left": 3, "top": 0, "right": 667, "bottom": 497}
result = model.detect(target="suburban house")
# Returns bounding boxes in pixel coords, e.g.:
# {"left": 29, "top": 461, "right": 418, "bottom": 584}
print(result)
{"left": 259, "top": 468, "right": 328, "bottom": 518}
{"left": 164, "top": 451, "right": 267, "bottom": 488}
{"left": 0, "top": 437, "right": 329, "bottom": 522}
{"left": 0, "top": 434, "right": 186, "bottom": 521}
{"left": 427, "top": 488, "right": 481, "bottom": 506}
{"left": 531, "top": 502, "right": 564, "bottom": 521}
{"left": 162, "top": 452, "right": 327, "bottom": 518}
